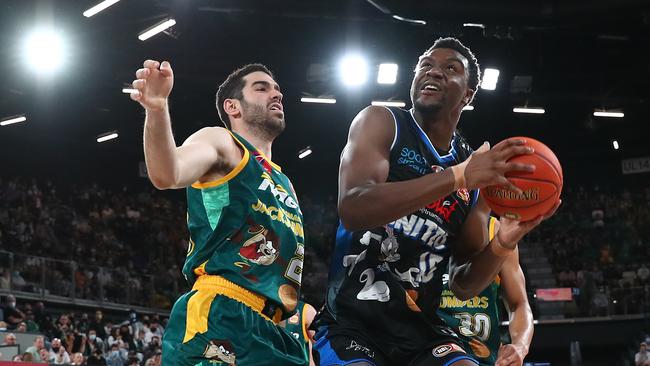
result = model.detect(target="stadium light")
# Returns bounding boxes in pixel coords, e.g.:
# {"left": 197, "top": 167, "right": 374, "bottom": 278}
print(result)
{"left": 23, "top": 29, "right": 66, "bottom": 74}
{"left": 371, "top": 100, "right": 406, "bottom": 107}
{"left": 480, "top": 68, "right": 500, "bottom": 90}
{"left": 298, "top": 146, "right": 312, "bottom": 159}
{"left": 612, "top": 140, "right": 620, "bottom": 150}
{"left": 83, "top": 0, "right": 120, "bottom": 17}
{"left": 138, "top": 19, "right": 176, "bottom": 41}
{"left": 122, "top": 87, "right": 137, "bottom": 94}
{"left": 513, "top": 107, "right": 545, "bottom": 114}
{"left": 593, "top": 109, "right": 624, "bottom": 118}
{"left": 463, "top": 23, "right": 485, "bottom": 28}
{"left": 462, "top": 105, "right": 474, "bottom": 111}
{"left": 1, "top": 115, "right": 27, "bottom": 126}
{"left": 300, "top": 97, "right": 336, "bottom": 104}
{"left": 377, "top": 63, "right": 398, "bottom": 84}
{"left": 97, "top": 131, "right": 118, "bottom": 143}
{"left": 339, "top": 54, "right": 368, "bottom": 86}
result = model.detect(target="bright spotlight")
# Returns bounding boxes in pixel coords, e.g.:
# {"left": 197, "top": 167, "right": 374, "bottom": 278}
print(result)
{"left": 97, "top": 131, "right": 119, "bottom": 143}
{"left": 339, "top": 55, "right": 368, "bottom": 86}
{"left": 298, "top": 146, "right": 312, "bottom": 159}
{"left": 377, "top": 63, "right": 398, "bottom": 84}
{"left": 23, "top": 29, "right": 66, "bottom": 74}
{"left": 481, "top": 68, "right": 500, "bottom": 90}
{"left": 138, "top": 19, "right": 176, "bottom": 41}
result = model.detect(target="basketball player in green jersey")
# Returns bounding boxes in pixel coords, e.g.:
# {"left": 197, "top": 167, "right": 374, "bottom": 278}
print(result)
{"left": 438, "top": 217, "right": 533, "bottom": 366}
{"left": 279, "top": 300, "right": 317, "bottom": 366}
{"left": 130, "top": 60, "right": 307, "bottom": 365}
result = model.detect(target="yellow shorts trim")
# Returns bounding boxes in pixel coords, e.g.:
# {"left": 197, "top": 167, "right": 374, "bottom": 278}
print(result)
{"left": 182, "top": 275, "right": 283, "bottom": 344}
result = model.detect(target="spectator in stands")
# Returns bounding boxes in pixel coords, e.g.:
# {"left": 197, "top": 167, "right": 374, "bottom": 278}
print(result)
{"left": 127, "top": 357, "right": 139, "bottom": 366}
{"left": 84, "top": 329, "right": 106, "bottom": 358}
{"left": 22, "top": 352, "right": 35, "bottom": 362}
{"left": 1, "top": 333, "right": 17, "bottom": 346}
{"left": 87, "top": 348, "right": 107, "bottom": 366}
{"left": 106, "top": 343, "right": 127, "bottom": 366}
{"left": 144, "top": 349, "right": 161, "bottom": 366}
{"left": 71, "top": 352, "right": 86, "bottom": 365}
{"left": 142, "top": 335, "right": 160, "bottom": 362}
{"left": 1, "top": 294, "right": 24, "bottom": 329}
{"left": 16, "top": 321, "right": 27, "bottom": 332}
{"left": 24, "top": 310, "right": 40, "bottom": 332}
{"left": 25, "top": 335, "right": 46, "bottom": 361}
{"left": 12, "top": 354, "right": 23, "bottom": 362}
{"left": 39, "top": 347, "right": 52, "bottom": 363}
{"left": 50, "top": 337, "right": 72, "bottom": 365}
{"left": 636, "top": 342, "right": 650, "bottom": 366}
{"left": 0, "top": 269, "right": 9, "bottom": 289}
{"left": 133, "top": 329, "right": 147, "bottom": 355}
{"left": 0, "top": 321, "right": 6, "bottom": 330}
{"left": 90, "top": 310, "right": 107, "bottom": 340}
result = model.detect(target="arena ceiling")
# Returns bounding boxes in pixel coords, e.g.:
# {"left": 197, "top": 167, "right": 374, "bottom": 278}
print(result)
{"left": 0, "top": 0, "right": 648, "bottom": 193}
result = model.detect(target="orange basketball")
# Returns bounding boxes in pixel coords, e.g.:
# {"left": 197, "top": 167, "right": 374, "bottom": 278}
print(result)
{"left": 482, "top": 137, "right": 563, "bottom": 222}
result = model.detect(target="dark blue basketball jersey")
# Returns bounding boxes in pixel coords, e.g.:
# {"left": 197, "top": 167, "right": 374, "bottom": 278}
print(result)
{"left": 315, "top": 107, "right": 479, "bottom": 360}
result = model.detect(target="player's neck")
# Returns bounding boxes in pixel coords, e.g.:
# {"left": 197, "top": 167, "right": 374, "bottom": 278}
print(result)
{"left": 412, "top": 108, "right": 460, "bottom": 153}
{"left": 235, "top": 128, "right": 274, "bottom": 159}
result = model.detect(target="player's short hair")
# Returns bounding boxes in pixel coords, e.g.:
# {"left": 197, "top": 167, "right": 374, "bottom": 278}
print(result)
{"left": 216, "top": 64, "right": 275, "bottom": 129}
{"left": 425, "top": 37, "right": 481, "bottom": 91}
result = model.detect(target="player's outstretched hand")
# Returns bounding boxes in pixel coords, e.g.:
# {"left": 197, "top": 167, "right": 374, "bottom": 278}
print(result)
{"left": 495, "top": 343, "right": 527, "bottom": 366}
{"left": 130, "top": 60, "right": 174, "bottom": 111}
{"left": 497, "top": 199, "right": 561, "bottom": 249}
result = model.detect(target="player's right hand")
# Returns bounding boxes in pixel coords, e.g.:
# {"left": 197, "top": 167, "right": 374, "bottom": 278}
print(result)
{"left": 462, "top": 138, "right": 535, "bottom": 194}
{"left": 130, "top": 60, "right": 174, "bottom": 111}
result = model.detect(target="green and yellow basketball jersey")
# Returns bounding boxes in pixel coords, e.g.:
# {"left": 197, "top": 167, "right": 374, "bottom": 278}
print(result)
{"left": 438, "top": 217, "right": 501, "bottom": 365}
{"left": 183, "top": 130, "right": 305, "bottom": 317}
{"left": 279, "top": 300, "right": 310, "bottom": 364}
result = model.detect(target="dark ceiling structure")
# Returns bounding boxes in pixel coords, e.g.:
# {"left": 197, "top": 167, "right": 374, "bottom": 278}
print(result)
{"left": 0, "top": 0, "right": 648, "bottom": 194}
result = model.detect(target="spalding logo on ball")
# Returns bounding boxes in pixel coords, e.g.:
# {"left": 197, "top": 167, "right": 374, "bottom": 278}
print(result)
{"left": 482, "top": 137, "right": 563, "bottom": 222}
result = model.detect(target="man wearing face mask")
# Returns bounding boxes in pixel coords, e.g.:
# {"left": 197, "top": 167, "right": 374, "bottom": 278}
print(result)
{"left": 50, "top": 337, "right": 72, "bottom": 365}
{"left": 1, "top": 295, "right": 24, "bottom": 329}
{"left": 84, "top": 329, "right": 106, "bottom": 359}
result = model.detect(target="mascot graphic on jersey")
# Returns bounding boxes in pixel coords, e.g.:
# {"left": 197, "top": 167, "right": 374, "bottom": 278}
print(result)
{"left": 234, "top": 221, "right": 280, "bottom": 266}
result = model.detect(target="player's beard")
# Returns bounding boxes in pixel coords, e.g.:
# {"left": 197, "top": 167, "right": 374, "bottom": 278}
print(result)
{"left": 241, "top": 99, "right": 285, "bottom": 140}
{"left": 411, "top": 86, "right": 445, "bottom": 117}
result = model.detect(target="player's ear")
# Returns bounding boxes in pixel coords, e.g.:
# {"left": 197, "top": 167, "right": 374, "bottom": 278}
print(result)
{"left": 224, "top": 99, "right": 241, "bottom": 119}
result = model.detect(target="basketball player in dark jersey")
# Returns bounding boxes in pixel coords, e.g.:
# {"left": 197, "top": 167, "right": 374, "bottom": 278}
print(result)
{"left": 311, "top": 37, "right": 559, "bottom": 366}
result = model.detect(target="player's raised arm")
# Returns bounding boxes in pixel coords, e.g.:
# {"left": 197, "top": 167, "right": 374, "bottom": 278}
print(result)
{"left": 496, "top": 247, "right": 534, "bottom": 366}
{"left": 131, "top": 60, "right": 229, "bottom": 189}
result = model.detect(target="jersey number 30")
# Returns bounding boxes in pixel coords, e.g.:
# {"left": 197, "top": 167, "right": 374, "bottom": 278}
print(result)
{"left": 454, "top": 312, "right": 491, "bottom": 342}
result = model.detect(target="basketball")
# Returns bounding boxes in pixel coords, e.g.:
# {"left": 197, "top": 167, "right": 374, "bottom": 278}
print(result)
{"left": 482, "top": 137, "right": 563, "bottom": 221}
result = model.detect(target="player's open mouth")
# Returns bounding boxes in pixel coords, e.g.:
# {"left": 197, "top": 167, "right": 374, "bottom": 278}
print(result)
{"left": 421, "top": 82, "right": 441, "bottom": 92}
{"left": 269, "top": 103, "right": 283, "bottom": 111}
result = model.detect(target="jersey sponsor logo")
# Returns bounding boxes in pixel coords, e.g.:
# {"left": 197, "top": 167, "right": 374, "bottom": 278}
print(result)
{"left": 236, "top": 224, "right": 279, "bottom": 266}
{"left": 389, "top": 214, "right": 448, "bottom": 249}
{"left": 346, "top": 340, "right": 375, "bottom": 359}
{"left": 203, "top": 340, "right": 236, "bottom": 365}
{"left": 425, "top": 198, "right": 459, "bottom": 222}
{"left": 258, "top": 172, "right": 301, "bottom": 211}
{"left": 432, "top": 343, "right": 465, "bottom": 357}
{"left": 398, "top": 147, "right": 430, "bottom": 175}
{"left": 251, "top": 199, "right": 304, "bottom": 239}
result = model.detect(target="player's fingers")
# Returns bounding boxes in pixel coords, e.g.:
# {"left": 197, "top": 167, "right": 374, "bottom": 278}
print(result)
{"left": 143, "top": 59, "right": 160, "bottom": 69}
{"left": 135, "top": 68, "right": 150, "bottom": 79}
{"left": 494, "top": 138, "right": 526, "bottom": 151}
{"left": 499, "top": 177, "right": 523, "bottom": 196}
{"left": 500, "top": 145, "right": 534, "bottom": 160}
{"left": 132, "top": 79, "right": 146, "bottom": 90}
{"left": 129, "top": 90, "right": 141, "bottom": 101}
{"left": 159, "top": 61, "right": 174, "bottom": 77}
{"left": 503, "top": 162, "right": 535, "bottom": 174}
